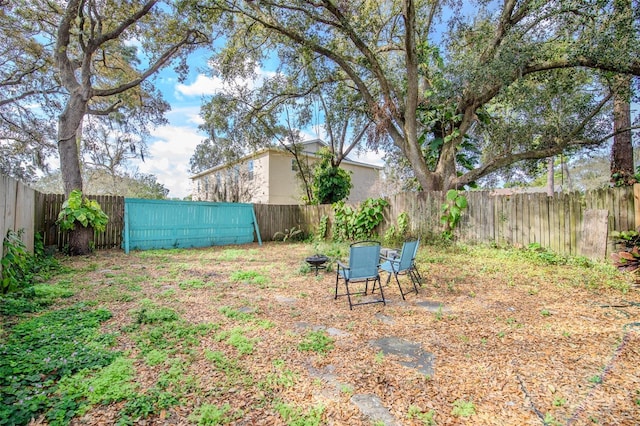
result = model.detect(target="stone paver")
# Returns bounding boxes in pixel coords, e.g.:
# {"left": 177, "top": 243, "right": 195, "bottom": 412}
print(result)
{"left": 350, "top": 393, "right": 401, "bottom": 426}
{"left": 369, "top": 336, "right": 435, "bottom": 377}
{"left": 415, "top": 300, "right": 451, "bottom": 313}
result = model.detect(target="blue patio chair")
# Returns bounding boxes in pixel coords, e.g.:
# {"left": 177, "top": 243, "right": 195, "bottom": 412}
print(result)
{"left": 380, "top": 239, "right": 420, "bottom": 299}
{"left": 335, "top": 241, "right": 385, "bottom": 310}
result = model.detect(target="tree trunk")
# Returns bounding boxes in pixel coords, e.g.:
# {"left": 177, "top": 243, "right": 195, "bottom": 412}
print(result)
{"left": 547, "top": 156, "right": 555, "bottom": 196}
{"left": 58, "top": 92, "right": 87, "bottom": 197}
{"left": 58, "top": 92, "right": 91, "bottom": 255}
{"left": 611, "top": 75, "right": 634, "bottom": 186}
{"left": 68, "top": 226, "right": 94, "bottom": 256}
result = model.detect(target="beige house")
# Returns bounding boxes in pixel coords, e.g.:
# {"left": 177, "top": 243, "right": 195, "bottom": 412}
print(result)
{"left": 190, "top": 139, "right": 383, "bottom": 204}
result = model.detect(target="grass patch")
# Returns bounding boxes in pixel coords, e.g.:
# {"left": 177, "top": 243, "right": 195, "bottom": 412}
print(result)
{"left": 451, "top": 399, "right": 476, "bottom": 417}
{"left": 298, "top": 330, "right": 334, "bottom": 355}
{"left": 274, "top": 401, "right": 324, "bottom": 426}
{"left": 229, "top": 270, "right": 268, "bottom": 286}
{"left": 189, "top": 403, "right": 239, "bottom": 425}
{"left": 215, "top": 327, "right": 256, "bottom": 355}
{"left": 0, "top": 305, "right": 118, "bottom": 425}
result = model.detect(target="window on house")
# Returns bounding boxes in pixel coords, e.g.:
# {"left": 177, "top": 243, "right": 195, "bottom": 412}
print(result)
{"left": 291, "top": 159, "right": 299, "bottom": 172}
{"left": 248, "top": 160, "right": 254, "bottom": 180}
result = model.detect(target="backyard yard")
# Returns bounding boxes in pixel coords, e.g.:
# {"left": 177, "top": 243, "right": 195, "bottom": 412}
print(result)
{"left": 1, "top": 241, "right": 639, "bottom": 425}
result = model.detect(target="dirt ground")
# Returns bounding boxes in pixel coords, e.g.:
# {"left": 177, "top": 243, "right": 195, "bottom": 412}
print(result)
{"left": 55, "top": 242, "right": 640, "bottom": 426}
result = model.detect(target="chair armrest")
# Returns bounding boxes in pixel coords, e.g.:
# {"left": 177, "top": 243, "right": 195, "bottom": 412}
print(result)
{"left": 380, "top": 255, "right": 399, "bottom": 263}
{"left": 336, "top": 260, "right": 349, "bottom": 270}
{"left": 381, "top": 248, "right": 400, "bottom": 259}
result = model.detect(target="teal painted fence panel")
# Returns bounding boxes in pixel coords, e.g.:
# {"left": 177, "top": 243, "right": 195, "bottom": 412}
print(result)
{"left": 123, "top": 199, "right": 261, "bottom": 253}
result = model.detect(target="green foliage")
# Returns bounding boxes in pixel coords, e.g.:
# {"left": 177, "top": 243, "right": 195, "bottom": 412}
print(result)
{"left": 298, "top": 330, "right": 334, "bottom": 355}
{"left": 543, "top": 413, "right": 563, "bottom": 426}
{"left": 315, "top": 215, "right": 329, "bottom": 241}
{"left": 522, "top": 243, "right": 567, "bottom": 266}
{"left": 440, "top": 190, "right": 468, "bottom": 241}
{"left": 188, "top": 403, "right": 234, "bottom": 425}
{"left": 0, "top": 229, "right": 62, "bottom": 298}
{"left": 552, "top": 397, "right": 567, "bottom": 407}
{"left": 0, "top": 306, "right": 117, "bottom": 425}
{"left": 311, "top": 148, "right": 352, "bottom": 205}
{"left": 229, "top": 270, "right": 268, "bottom": 286}
{"left": 144, "top": 349, "right": 168, "bottom": 366}
{"left": 407, "top": 405, "right": 436, "bottom": 425}
{"left": 451, "top": 399, "right": 475, "bottom": 417}
{"left": 57, "top": 357, "right": 137, "bottom": 406}
{"left": 274, "top": 401, "right": 324, "bottom": 426}
{"left": 57, "top": 190, "right": 108, "bottom": 232}
{"left": 215, "top": 327, "right": 255, "bottom": 355}
{"left": 383, "top": 212, "right": 411, "bottom": 246}
{"left": 273, "top": 226, "right": 304, "bottom": 242}
{"left": 219, "top": 306, "right": 254, "bottom": 322}
{"left": 1, "top": 230, "right": 31, "bottom": 294}
{"left": 259, "top": 359, "right": 297, "bottom": 392}
{"left": 133, "top": 301, "right": 179, "bottom": 325}
{"left": 611, "top": 229, "right": 640, "bottom": 247}
{"left": 332, "top": 198, "right": 388, "bottom": 242}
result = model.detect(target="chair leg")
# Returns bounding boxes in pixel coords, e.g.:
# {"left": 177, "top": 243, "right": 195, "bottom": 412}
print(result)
{"left": 412, "top": 265, "right": 423, "bottom": 285}
{"left": 373, "top": 276, "right": 386, "bottom": 306}
{"left": 392, "top": 272, "right": 407, "bottom": 300}
{"left": 345, "top": 279, "right": 354, "bottom": 310}
{"left": 409, "top": 272, "right": 419, "bottom": 294}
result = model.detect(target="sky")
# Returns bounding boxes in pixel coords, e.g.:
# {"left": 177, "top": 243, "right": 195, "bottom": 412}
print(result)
{"left": 131, "top": 58, "right": 384, "bottom": 199}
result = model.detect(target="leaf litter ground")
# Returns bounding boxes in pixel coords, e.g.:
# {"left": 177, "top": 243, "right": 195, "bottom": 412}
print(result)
{"left": 29, "top": 243, "right": 640, "bottom": 425}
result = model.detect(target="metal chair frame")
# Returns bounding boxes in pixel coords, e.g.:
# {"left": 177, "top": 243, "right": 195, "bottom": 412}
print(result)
{"left": 334, "top": 240, "right": 385, "bottom": 310}
{"left": 380, "top": 239, "right": 421, "bottom": 299}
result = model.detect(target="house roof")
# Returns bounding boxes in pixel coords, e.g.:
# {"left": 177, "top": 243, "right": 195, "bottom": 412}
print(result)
{"left": 189, "top": 139, "right": 383, "bottom": 180}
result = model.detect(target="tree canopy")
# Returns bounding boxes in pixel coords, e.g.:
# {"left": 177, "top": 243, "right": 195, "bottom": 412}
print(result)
{"left": 201, "top": 0, "right": 639, "bottom": 191}
{"left": 1, "top": 0, "right": 212, "bottom": 191}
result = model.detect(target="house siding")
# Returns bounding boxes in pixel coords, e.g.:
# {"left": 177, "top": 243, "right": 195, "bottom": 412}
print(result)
{"left": 190, "top": 141, "right": 382, "bottom": 204}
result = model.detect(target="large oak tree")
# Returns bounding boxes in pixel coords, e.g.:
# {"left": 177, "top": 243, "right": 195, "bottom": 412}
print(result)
{"left": 202, "top": 0, "right": 639, "bottom": 191}
{"left": 2, "top": 0, "right": 213, "bottom": 253}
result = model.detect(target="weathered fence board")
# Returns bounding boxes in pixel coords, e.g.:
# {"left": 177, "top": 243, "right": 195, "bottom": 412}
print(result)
{"left": 39, "top": 193, "right": 124, "bottom": 251}
{"left": 123, "top": 199, "right": 260, "bottom": 253}
{"left": 1, "top": 175, "right": 35, "bottom": 253}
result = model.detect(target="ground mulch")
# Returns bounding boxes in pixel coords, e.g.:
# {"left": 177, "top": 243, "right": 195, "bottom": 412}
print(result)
{"left": 48, "top": 242, "right": 640, "bottom": 425}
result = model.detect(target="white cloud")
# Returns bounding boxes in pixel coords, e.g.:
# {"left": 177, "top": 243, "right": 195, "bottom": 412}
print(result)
{"left": 175, "top": 67, "right": 278, "bottom": 98}
{"left": 167, "top": 105, "right": 204, "bottom": 126}
{"left": 134, "top": 124, "right": 205, "bottom": 199}
{"left": 176, "top": 74, "right": 227, "bottom": 97}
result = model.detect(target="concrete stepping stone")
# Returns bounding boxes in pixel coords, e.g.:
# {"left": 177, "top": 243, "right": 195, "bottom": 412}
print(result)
{"left": 350, "top": 393, "right": 401, "bottom": 426}
{"left": 369, "top": 336, "right": 435, "bottom": 377}
{"left": 415, "top": 300, "right": 451, "bottom": 313}
{"left": 274, "top": 295, "right": 297, "bottom": 303}
{"left": 375, "top": 313, "right": 395, "bottom": 325}
{"left": 293, "top": 322, "right": 349, "bottom": 337}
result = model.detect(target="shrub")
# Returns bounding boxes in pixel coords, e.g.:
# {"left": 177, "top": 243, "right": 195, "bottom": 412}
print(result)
{"left": 57, "top": 190, "right": 108, "bottom": 232}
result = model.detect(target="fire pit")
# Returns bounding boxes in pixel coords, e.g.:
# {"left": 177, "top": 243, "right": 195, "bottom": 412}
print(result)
{"left": 305, "top": 254, "right": 329, "bottom": 276}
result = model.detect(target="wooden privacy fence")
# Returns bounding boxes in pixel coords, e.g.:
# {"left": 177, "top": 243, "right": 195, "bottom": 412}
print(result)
{"left": 24, "top": 180, "right": 640, "bottom": 259}
{"left": 384, "top": 187, "right": 637, "bottom": 257}
{"left": 123, "top": 199, "right": 260, "bottom": 253}
{"left": 1, "top": 175, "right": 37, "bottom": 274}
{"left": 252, "top": 204, "right": 331, "bottom": 242}
{"left": 37, "top": 193, "right": 124, "bottom": 251}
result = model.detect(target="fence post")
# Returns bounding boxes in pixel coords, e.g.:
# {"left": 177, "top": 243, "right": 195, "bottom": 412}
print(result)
{"left": 634, "top": 184, "right": 640, "bottom": 231}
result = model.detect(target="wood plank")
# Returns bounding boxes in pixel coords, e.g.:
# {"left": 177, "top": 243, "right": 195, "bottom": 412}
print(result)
{"left": 579, "top": 209, "right": 609, "bottom": 260}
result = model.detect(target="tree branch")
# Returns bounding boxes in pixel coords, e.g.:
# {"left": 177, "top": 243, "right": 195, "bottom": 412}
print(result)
{"left": 92, "top": 30, "right": 208, "bottom": 97}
